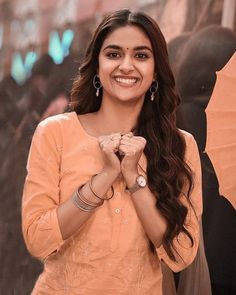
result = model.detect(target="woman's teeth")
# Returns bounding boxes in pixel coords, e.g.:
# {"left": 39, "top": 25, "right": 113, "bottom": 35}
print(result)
{"left": 115, "top": 77, "right": 137, "bottom": 84}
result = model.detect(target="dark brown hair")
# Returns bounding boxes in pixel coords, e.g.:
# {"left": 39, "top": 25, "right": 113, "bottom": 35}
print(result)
{"left": 70, "top": 9, "right": 194, "bottom": 261}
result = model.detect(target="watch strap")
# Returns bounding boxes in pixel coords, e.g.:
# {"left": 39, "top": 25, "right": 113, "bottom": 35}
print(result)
{"left": 128, "top": 182, "right": 141, "bottom": 194}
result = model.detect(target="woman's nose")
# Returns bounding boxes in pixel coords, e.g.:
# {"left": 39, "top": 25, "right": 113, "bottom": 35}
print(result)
{"left": 118, "top": 56, "right": 134, "bottom": 73}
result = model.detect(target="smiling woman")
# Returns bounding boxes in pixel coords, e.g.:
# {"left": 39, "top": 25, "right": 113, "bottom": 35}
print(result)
{"left": 22, "top": 9, "right": 202, "bottom": 295}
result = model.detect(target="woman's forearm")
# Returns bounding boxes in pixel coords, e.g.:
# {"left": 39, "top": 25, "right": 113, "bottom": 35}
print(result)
{"left": 131, "top": 188, "right": 167, "bottom": 247}
{"left": 125, "top": 174, "right": 167, "bottom": 248}
{"left": 57, "top": 169, "right": 118, "bottom": 240}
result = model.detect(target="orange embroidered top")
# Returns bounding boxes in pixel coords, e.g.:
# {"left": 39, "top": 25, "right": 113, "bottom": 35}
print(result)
{"left": 22, "top": 112, "right": 202, "bottom": 295}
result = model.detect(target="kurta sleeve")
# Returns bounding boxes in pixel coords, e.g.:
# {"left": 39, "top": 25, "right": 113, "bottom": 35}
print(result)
{"left": 22, "top": 119, "right": 64, "bottom": 260}
{"left": 156, "top": 133, "right": 203, "bottom": 272}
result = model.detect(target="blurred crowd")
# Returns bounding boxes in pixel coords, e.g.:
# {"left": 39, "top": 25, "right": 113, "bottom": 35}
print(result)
{"left": 0, "top": 51, "right": 79, "bottom": 293}
{"left": 0, "top": 23, "right": 236, "bottom": 294}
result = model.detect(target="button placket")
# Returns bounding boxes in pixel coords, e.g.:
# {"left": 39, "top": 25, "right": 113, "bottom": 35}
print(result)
{"left": 110, "top": 189, "right": 123, "bottom": 252}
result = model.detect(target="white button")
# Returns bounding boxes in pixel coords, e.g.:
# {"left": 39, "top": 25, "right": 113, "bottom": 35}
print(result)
{"left": 115, "top": 208, "right": 120, "bottom": 214}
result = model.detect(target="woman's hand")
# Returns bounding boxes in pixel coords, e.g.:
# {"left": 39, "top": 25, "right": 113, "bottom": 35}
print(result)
{"left": 119, "top": 132, "right": 146, "bottom": 185}
{"left": 98, "top": 133, "right": 122, "bottom": 176}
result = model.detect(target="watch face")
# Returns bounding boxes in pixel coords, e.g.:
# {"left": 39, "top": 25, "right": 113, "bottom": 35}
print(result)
{"left": 137, "top": 175, "right": 146, "bottom": 187}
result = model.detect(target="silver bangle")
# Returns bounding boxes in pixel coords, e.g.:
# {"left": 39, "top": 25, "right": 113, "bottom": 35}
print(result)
{"left": 79, "top": 186, "right": 104, "bottom": 207}
{"left": 72, "top": 191, "right": 96, "bottom": 212}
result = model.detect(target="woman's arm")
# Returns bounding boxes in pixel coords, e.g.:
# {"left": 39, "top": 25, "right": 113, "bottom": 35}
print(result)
{"left": 22, "top": 122, "right": 64, "bottom": 260}
{"left": 57, "top": 169, "right": 118, "bottom": 240}
{"left": 57, "top": 133, "right": 121, "bottom": 239}
{"left": 120, "top": 134, "right": 167, "bottom": 247}
{"left": 120, "top": 133, "right": 202, "bottom": 271}
{"left": 22, "top": 121, "right": 120, "bottom": 260}
{"left": 125, "top": 175, "right": 167, "bottom": 247}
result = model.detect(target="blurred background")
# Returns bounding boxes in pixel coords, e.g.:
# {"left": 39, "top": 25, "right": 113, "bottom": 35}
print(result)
{"left": 0, "top": 0, "right": 235, "bottom": 294}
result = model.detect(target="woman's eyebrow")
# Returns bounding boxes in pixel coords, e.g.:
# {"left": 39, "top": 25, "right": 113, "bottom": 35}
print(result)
{"left": 103, "top": 45, "right": 121, "bottom": 51}
{"left": 103, "top": 44, "right": 153, "bottom": 52}
{"left": 133, "top": 46, "right": 153, "bottom": 53}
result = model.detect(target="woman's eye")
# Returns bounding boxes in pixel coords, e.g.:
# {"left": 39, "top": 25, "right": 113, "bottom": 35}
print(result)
{"left": 136, "top": 53, "right": 149, "bottom": 59}
{"left": 106, "top": 52, "right": 121, "bottom": 59}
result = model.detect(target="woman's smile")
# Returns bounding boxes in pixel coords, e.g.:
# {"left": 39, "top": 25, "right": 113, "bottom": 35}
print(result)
{"left": 113, "top": 76, "right": 139, "bottom": 87}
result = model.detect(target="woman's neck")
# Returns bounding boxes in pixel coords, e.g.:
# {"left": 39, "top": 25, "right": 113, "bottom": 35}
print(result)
{"left": 96, "top": 98, "right": 143, "bottom": 134}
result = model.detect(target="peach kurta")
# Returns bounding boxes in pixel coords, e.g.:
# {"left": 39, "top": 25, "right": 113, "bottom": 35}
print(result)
{"left": 22, "top": 111, "right": 202, "bottom": 295}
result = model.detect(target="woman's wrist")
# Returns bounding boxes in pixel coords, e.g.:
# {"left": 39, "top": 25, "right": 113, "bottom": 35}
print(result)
{"left": 123, "top": 170, "right": 139, "bottom": 188}
{"left": 101, "top": 166, "right": 120, "bottom": 180}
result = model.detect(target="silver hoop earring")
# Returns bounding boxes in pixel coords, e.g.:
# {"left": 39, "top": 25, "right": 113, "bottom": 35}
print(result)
{"left": 93, "top": 74, "right": 102, "bottom": 97}
{"left": 149, "top": 80, "right": 158, "bottom": 101}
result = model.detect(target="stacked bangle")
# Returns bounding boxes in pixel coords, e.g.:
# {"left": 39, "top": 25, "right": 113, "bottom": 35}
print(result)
{"left": 72, "top": 174, "right": 114, "bottom": 213}
{"left": 72, "top": 186, "right": 103, "bottom": 212}
{"left": 89, "top": 174, "right": 114, "bottom": 200}
{"left": 79, "top": 187, "right": 104, "bottom": 207}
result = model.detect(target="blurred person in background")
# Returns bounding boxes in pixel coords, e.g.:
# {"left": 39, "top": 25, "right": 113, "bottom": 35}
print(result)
{"left": 22, "top": 9, "right": 202, "bottom": 295}
{"left": 0, "top": 51, "right": 79, "bottom": 295}
{"left": 172, "top": 25, "right": 236, "bottom": 295}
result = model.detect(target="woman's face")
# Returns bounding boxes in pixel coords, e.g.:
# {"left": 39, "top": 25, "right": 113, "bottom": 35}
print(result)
{"left": 98, "top": 25, "right": 155, "bottom": 104}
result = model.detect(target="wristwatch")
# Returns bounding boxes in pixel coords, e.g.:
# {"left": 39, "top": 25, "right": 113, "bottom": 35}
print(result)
{"left": 128, "top": 175, "right": 147, "bottom": 194}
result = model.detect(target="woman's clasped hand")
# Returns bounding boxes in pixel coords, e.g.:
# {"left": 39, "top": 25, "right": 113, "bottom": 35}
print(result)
{"left": 98, "top": 131, "right": 146, "bottom": 177}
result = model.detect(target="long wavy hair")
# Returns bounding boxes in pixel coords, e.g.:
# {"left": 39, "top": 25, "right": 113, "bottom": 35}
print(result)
{"left": 70, "top": 9, "right": 194, "bottom": 261}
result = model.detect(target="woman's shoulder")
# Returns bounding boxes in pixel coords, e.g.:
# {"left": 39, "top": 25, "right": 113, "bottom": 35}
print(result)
{"left": 32, "top": 112, "right": 79, "bottom": 143}
{"left": 39, "top": 112, "right": 76, "bottom": 126}
{"left": 38, "top": 112, "right": 76, "bottom": 130}
{"left": 178, "top": 128, "right": 196, "bottom": 145}
{"left": 178, "top": 128, "right": 199, "bottom": 158}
